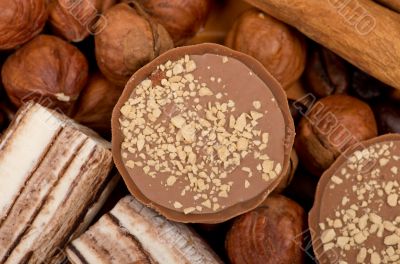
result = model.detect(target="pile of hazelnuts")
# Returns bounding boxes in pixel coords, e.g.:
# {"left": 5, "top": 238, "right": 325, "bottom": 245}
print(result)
{"left": 0, "top": 1, "right": 399, "bottom": 264}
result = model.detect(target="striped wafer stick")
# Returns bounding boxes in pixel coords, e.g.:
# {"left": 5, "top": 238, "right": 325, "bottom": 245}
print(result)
{"left": 67, "top": 196, "right": 223, "bottom": 264}
{"left": 0, "top": 102, "right": 115, "bottom": 264}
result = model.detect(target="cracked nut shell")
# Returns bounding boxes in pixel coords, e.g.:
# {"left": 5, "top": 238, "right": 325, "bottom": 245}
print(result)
{"left": 0, "top": 0, "right": 48, "bottom": 50}
{"left": 95, "top": 3, "right": 174, "bottom": 86}
{"left": 226, "top": 195, "right": 306, "bottom": 264}
{"left": 225, "top": 9, "right": 306, "bottom": 88}
{"left": 1, "top": 35, "right": 89, "bottom": 115}
{"left": 295, "top": 95, "right": 377, "bottom": 176}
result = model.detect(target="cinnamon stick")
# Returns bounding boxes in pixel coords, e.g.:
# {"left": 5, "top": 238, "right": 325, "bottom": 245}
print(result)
{"left": 376, "top": 0, "right": 400, "bottom": 13}
{"left": 244, "top": 0, "right": 400, "bottom": 89}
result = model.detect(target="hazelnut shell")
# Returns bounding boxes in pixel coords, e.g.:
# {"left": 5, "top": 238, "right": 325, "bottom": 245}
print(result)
{"left": 95, "top": 3, "right": 174, "bottom": 86}
{"left": 225, "top": 9, "right": 306, "bottom": 88}
{"left": 137, "top": 0, "right": 212, "bottom": 45}
{"left": 226, "top": 195, "right": 306, "bottom": 264}
{"left": 1, "top": 35, "right": 89, "bottom": 115}
{"left": 48, "top": 0, "right": 117, "bottom": 42}
{"left": 0, "top": 0, "right": 48, "bottom": 50}
{"left": 295, "top": 94, "right": 378, "bottom": 176}
{"left": 74, "top": 72, "right": 122, "bottom": 137}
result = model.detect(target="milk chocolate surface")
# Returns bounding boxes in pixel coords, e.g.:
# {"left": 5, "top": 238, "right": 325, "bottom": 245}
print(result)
{"left": 112, "top": 44, "right": 294, "bottom": 223}
{"left": 309, "top": 134, "right": 400, "bottom": 264}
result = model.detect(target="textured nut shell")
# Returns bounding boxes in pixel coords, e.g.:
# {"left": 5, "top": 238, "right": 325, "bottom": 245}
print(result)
{"left": 295, "top": 95, "right": 378, "bottom": 176}
{"left": 187, "top": 0, "right": 252, "bottom": 45}
{"left": 137, "top": 0, "right": 212, "bottom": 45}
{"left": 74, "top": 72, "right": 122, "bottom": 136}
{"left": 95, "top": 3, "right": 174, "bottom": 86}
{"left": 0, "top": 0, "right": 48, "bottom": 50}
{"left": 49, "top": 0, "right": 117, "bottom": 42}
{"left": 304, "top": 47, "right": 349, "bottom": 98}
{"left": 226, "top": 195, "right": 306, "bottom": 264}
{"left": 1, "top": 35, "right": 89, "bottom": 115}
{"left": 225, "top": 9, "right": 306, "bottom": 88}
{"left": 274, "top": 150, "right": 298, "bottom": 193}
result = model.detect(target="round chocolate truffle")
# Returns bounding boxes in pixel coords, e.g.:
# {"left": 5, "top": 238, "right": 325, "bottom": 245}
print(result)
{"left": 112, "top": 43, "right": 294, "bottom": 223}
{"left": 309, "top": 134, "right": 400, "bottom": 263}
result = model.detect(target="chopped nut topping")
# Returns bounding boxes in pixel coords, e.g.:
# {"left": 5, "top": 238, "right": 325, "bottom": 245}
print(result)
{"left": 119, "top": 55, "right": 282, "bottom": 215}
{"left": 317, "top": 140, "right": 400, "bottom": 263}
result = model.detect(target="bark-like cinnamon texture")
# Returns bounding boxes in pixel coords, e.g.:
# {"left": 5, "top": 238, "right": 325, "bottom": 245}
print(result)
{"left": 376, "top": 0, "right": 400, "bottom": 13}
{"left": 244, "top": 0, "right": 400, "bottom": 89}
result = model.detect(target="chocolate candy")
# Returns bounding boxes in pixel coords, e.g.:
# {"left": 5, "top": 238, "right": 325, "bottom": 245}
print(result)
{"left": 309, "top": 134, "right": 400, "bottom": 263}
{"left": 112, "top": 43, "right": 295, "bottom": 223}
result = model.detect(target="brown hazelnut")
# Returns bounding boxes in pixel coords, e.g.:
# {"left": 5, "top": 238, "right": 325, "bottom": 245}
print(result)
{"left": 350, "top": 67, "right": 390, "bottom": 102}
{"left": 74, "top": 72, "right": 122, "bottom": 137}
{"left": 373, "top": 100, "right": 400, "bottom": 134}
{"left": 226, "top": 195, "right": 306, "bottom": 264}
{"left": 187, "top": 0, "right": 252, "bottom": 45}
{"left": 285, "top": 80, "right": 308, "bottom": 101}
{"left": 274, "top": 150, "right": 299, "bottom": 193}
{"left": 1, "top": 35, "right": 89, "bottom": 115}
{"left": 0, "top": 0, "right": 48, "bottom": 50}
{"left": 136, "top": 0, "right": 212, "bottom": 45}
{"left": 0, "top": 98, "right": 15, "bottom": 133}
{"left": 48, "top": 0, "right": 117, "bottom": 42}
{"left": 285, "top": 170, "right": 319, "bottom": 211}
{"left": 95, "top": 3, "right": 174, "bottom": 86}
{"left": 295, "top": 94, "right": 378, "bottom": 176}
{"left": 0, "top": 106, "right": 5, "bottom": 132}
{"left": 225, "top": 9, "right": 306, "bottom": 88}
{"left": 304, "top": 45, "right": 349, "bottom": 98}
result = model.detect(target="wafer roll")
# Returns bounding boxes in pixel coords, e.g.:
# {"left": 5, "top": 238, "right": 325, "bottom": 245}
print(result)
{"left": 0, "top": 102, "right": 115, "bottom": 264}
{"left": 67, "top": 196, "right": 223, "bottom": 264}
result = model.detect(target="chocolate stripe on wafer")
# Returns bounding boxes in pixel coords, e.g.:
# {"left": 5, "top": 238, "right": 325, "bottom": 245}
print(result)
{"left": 0, "top": 102, "right": 115, "bottom": 264}
{"left": 67, "top": 196, "right": 222, "bottom": 264}
{"left": 49, "top": 174, "right": 120, "bottom": 264}
{"left": 0, "top": 103, "right": 63, "bottom": 222}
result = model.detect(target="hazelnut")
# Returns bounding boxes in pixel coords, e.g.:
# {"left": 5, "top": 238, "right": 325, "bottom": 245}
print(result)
{"left": 304, "top": 45, "right": 350, "bottom": 98}
{"left": 225, "top": 9, "right": 306, "bottom": 88}
{"left": 0, "top": 99, "right": 15, "bottom": 134}
{"left": 1, "top": 35, "right": 89, "bottom": 115}
{"left": 285, "top": 170, "right": 319, "bottom": 211}
{"left": 136, "top": 0, "right": 212, "bottom": 45}
{"left": 48, "top": 0, "right": 117, "bottom": 42}
{"left": 274, "top": 150, "right": 299, "bottom": 193}
{"left": 226, "top": 195, "right": 306, "bottom": 264}
{"left": 350, "top": 68, "right": 390, "bottom": 102}
{"left": 0, "top": 0, "right": 48, "bottom": 50}
{"left": 187, "top": 0, "right": 252, "bottom": 45}
{"left": 74, "top": 72, "right": 122, "bottom": 138}
{"left": 373, "top": 100, "right": 400, "bottom": 134}
{"left": 295, "top": 94, "right": 378, "bottom": 176}
{"left": 0, "top": 107, "right": 5, "bottom": 132}
{"left": 285, "top": 80, "right": 308, "bottom": 101}
{"left": 288, "top": 98, "right": 309, "bottom": 125}
{"left": 95, "top": 3, "right": 174, "bottom": 86}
